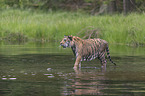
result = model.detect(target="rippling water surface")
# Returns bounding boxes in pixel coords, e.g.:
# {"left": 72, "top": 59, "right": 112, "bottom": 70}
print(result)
{"left": 0, "top": 42, "right": 145, "bottom": 96}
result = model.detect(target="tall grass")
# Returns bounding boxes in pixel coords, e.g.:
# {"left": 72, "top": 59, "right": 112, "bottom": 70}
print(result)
{"left": 0, "top": 9, "right": 145, "bottom": 45}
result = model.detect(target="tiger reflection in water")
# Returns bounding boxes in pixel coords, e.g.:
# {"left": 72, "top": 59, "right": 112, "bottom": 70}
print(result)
{"left": 60, "top": 35, "right": 116, "bottom": 69}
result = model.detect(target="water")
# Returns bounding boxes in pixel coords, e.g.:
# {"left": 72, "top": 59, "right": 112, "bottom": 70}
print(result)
{"left": 0, "top": 42, "right": 145, "bottom": 96}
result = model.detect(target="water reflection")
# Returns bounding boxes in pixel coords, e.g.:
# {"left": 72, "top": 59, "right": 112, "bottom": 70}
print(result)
{"left": 61, "top": 66, "right": 145, "bottom": 96}
{"left": 62, "top": 68, "right": 107, "bottom": 95}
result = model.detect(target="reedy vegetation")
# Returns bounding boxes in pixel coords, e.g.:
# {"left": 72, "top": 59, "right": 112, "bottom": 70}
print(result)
{"left": 0, "top": 9, "right": 145, "bottom": 46}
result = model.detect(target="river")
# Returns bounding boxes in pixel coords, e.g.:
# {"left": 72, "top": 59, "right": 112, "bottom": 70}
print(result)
{"left": 0, "top": 42, "right": 145, "bottom": 96}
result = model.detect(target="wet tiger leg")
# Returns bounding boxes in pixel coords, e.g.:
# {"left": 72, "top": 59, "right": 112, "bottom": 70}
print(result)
{"left": 79, "top": 62, "right": 81, "bottom": 68}
{"left": 73, "top": 55, "right": 81, "bottom": 69}
{"left": 98, "top": 55, "right": 107, "bottom": 72}
{"left": 98, "top": 52, "right": 107, "bottom": 67}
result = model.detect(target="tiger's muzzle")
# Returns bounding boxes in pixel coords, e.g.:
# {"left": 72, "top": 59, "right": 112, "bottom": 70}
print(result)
{"left": 60, "top": 42, "right": 70, "bottom": 48}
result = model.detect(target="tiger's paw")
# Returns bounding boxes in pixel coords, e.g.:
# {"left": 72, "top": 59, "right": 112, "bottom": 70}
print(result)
{"left": 73, "top": 67, "right": 78, "bottom": 69}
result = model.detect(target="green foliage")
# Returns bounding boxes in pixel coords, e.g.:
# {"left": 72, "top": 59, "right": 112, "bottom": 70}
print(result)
{"left": 0, "top": 9, "right": 145, "bottom": 46}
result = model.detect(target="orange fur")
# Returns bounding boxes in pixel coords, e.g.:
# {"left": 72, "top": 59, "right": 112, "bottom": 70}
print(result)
{"left": 60, "top": 35, "right": 116, "bottom": 69}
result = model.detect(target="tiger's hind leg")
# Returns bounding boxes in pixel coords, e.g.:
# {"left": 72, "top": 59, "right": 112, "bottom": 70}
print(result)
{"left": 98, "top": 52, "right": 107, "bottom": 69}
{"left": 98, "top": 56, "right": 107, "bottom": 72}
{"left": 98, "top": 57, "right": 107, "bottom": 68}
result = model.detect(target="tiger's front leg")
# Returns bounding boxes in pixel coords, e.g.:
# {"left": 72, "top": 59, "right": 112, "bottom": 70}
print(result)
{"left": 73, "top": 55, "right": 81, "bottom": 69}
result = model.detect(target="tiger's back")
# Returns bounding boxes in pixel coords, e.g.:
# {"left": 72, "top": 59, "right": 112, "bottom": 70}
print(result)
{"left": 80, "top": 38, "right": 108, "bottom": 61}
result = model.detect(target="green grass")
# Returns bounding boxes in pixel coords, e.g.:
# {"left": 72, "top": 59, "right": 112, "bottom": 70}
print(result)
{"left": 0, "top": 9, "right": 145, "bottom": 45}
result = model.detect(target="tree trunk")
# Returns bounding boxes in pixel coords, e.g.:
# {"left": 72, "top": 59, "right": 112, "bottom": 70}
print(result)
{"left": 108, "top": 0, "right": 117, "bottom": 14}
{"left": 123, "top": 0, "right": 135, "bottom": 14}
{"left": 123, "top": 0, "right": 129, "bottom": 14}
{"left": 129, "top": 0, "right": 136, "bottom": 11}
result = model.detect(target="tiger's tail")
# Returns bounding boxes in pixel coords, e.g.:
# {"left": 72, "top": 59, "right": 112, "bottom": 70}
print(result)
{"left": 106, "top": 45, "right": 116, "bottom": 65}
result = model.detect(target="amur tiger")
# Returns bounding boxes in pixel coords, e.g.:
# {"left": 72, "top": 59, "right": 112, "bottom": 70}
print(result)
{"left": 60, "top": 35, "right": 116, "bottom": 69}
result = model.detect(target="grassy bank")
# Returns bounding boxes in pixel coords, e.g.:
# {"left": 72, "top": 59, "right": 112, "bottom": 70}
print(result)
{"left": 0, "top": 9, "right": 145, "bottom": 45}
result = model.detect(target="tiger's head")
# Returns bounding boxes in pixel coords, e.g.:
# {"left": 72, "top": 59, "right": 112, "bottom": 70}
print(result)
{"left": 60, "top": 35, "right": 73, "bottom": 48}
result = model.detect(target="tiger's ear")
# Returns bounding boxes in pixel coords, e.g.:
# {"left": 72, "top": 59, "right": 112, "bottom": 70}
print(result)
{"left": 68, "top": 35, "right": 73, "bottom": 41}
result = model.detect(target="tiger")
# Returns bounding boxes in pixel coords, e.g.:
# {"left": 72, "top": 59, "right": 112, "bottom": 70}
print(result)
{"left": 60, "top": 35, "right": 116, "bottom": 69}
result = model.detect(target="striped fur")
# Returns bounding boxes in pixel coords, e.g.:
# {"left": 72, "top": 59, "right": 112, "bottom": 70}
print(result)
{"left": 60, "top": 35, "right": 116, "bottom": 68}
